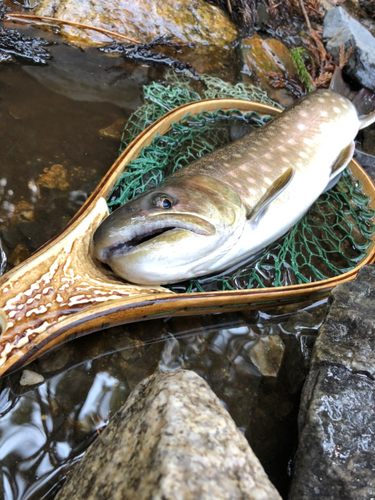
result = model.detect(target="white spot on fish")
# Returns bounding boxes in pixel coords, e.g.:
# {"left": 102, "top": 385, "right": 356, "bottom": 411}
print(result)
{"left": 240, "top": 165, "right": 247, "bottom": 171}
{"left": 264, "top": 178, "right": 272, "bottom": 185}
{"left": 264, "top": 153, "right": 272, "bottom": 160}
{"left": 282, "top": 157, "right": 289, "bottom": 163}
{"left": 318, "top": 97, "right": 325, "bottom": 103}
{"left": 224, "top": 163, "right": 230, "bottom": 167}
{"left": 299, "top": 151, "right": 308, "bottom": 159}
{"left": 299, "top": 110, "right": 308, "bottom": 117}
{"left": 289, "top": 139, "right": 296, "bottom": 146}
{"left": 298, "top": 124, "right": 306, "bottom": 131}
{"left": 303, "top": 138, "right": 313, "bottom": 146}
{"left": 333, "top": 107, "right": 341, "bottom": 114}
{"left": 262, "top": 165, "right": 272, "bottom": 172}
{"left": 233, "top": 154, "right": 242, "bottom": 158}
{"left": 321, "top": 111, "right": 328, "bottom": 117}
{"left": 279, "top": 146, "right": 287, "bottom": 152}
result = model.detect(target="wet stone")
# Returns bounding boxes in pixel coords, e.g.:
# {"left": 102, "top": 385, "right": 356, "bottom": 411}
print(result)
{"left": 36, "top": 344, "right": 76, "bottom": 373}
{"left": 290, "top": 365, "right": 375, "bottom": 500}
{"left": 99, "top": 118, "right": 127, "bottom": 141}
{"left": 33, "top": 0, "right": 238, "bottom": 48}
{"left": 290, "top": 265, "right": 375, "bottom": 500}
{"left": 323, "top": 6, "right": 375, "bottom": 91}
{"left": 37, "top": 164, "right": 70, "bottom": 191}
{"left": 55, "top": 370, "right": 282, "bottom": 500}
{"left": 20, "top": 370, "right": 45, "bottom": 386}
{"left": 249, "top": 335, "right": 285, "bottom": 378}
{"left": 0, "top": 27, "right": 51, "bottom": 65}
{"left": 312, "top": 265, "right": 375, "bottom": 377}
{"left": 241, "top": 35, "right": 295, "bottom": 107}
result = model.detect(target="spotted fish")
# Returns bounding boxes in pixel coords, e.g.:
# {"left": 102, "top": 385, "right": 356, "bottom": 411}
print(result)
{"left": 93, "top": 72, "right": 375, "bottom": 285}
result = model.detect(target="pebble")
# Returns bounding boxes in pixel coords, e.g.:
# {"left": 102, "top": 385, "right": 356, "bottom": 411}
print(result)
{"left": 20, "top": 369, "right": 45, "bottom": 386}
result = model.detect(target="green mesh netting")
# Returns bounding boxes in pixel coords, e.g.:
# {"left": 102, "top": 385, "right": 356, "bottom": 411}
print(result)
{"left": 107, "top": 75, "right": 375, "bottom": 292}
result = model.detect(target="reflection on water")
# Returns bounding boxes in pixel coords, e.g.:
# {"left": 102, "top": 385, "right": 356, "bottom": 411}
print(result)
{"left": 0, "top": 300, "right": 328, "bottom": 499}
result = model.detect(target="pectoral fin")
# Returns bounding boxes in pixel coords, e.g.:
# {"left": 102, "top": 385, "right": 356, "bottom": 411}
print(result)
{"left": 247, "top": 166, "right": 295, "bottom": 222}
{"left": 324, "top": 141, "right": 355, "bottom": 193}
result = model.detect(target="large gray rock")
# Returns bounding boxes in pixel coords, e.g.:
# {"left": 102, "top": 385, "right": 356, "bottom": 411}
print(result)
{"left": 323, "top": 7, "right": 375, "bottom": 91}
{"left": 312, "top": 266, "right": 375, "bottom": 377}
{"left": 55, "top": 369, "right": 281, "bottom": 500}
{"left": 290, "top": 266, "right": 375, "bottom": 500}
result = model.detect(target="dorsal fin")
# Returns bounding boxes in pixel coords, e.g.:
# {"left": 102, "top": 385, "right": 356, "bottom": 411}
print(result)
{"left": 247, "top": 167, "right": 295, "bottom": 221}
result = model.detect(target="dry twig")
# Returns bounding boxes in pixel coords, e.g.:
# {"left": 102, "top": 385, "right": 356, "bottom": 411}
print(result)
{"left": 299, "top": 0, "right": 312, "bottom": 30}
{"left": 339, "top": 44, "right": 354, "bottom": 69}
{"left": 6, "top": 13, "right": 142, "bottom": 45}
{"left": 91, "top": 407, "right": 109, "bottom": 435}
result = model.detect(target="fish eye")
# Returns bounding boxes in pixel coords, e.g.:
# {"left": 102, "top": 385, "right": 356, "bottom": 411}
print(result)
{"left": 155, "top": 195, "right": 173, "bottom": 209}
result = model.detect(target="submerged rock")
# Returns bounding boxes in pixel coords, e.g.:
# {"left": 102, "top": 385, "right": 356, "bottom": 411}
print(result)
{"left": 249, "top": 335, "right": 285, "bottom": 378}
{"left": 323, "top": 6, "right": 375, "bottom": 91}
{"left": 55, "top": 370, "right": 281, "bottom": 500}
{"left": 99, "top": 118, "right": 127, "bottom": 141}
{"left": 20, "top": 369, "right": 45, "bottom": 386}
{"left": 290, "top": 265, "right": 375, "bottom": 500}
{"left": 37, "top": 164, "right": 70, "bottom": 190}
{"left": 33, "top": 0, "right": 238, "bottom": 48}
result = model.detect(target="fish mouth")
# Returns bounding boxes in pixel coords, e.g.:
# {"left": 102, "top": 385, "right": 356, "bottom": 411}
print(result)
{"left": 95, "top": 214, "right": 216, "bottom": 263}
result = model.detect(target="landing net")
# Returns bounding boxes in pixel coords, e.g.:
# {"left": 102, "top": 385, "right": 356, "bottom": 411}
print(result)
{"left": 107, "top": 74, "right": 375, "bottom": 292}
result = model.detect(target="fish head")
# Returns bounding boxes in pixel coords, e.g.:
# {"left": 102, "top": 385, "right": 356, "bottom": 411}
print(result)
{"left": 92, "top": 175, "right": 246, "bottom": 284}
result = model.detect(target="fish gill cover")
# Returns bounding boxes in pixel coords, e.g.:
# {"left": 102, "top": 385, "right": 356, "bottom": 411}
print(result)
{"left": 106, "top": 73, "right": 375, "bottom": 292}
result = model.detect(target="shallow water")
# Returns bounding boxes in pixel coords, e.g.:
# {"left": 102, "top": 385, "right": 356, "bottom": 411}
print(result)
{"left": 0, "top": 30, "right": 166, "bottom": 267}
{"left": 0, "top": 13, "right": 371, "bottom": 500}
{"left": 0, "top": 299, "right": 328, "bottom": 499}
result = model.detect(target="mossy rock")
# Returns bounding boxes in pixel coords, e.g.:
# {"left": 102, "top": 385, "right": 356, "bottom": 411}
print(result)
{"left": 33, "top": 0, "right": 238, "bottom": 48}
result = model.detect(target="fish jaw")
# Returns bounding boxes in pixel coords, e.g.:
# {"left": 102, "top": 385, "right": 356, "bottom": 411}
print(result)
{"left": 93, "top": 212, "right": 216, "bottom": 264}
{"left": 92, "top": 175, "right": 247, "bottom": 284}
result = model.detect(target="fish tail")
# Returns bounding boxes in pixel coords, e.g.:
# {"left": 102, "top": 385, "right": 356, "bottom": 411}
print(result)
{"left": 330, "top": 67, "right": 375, "bottom": 126}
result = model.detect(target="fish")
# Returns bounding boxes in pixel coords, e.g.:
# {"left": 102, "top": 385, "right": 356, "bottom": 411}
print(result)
{"left": 93, "top": 70, "right": 375, "bottom": 285}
